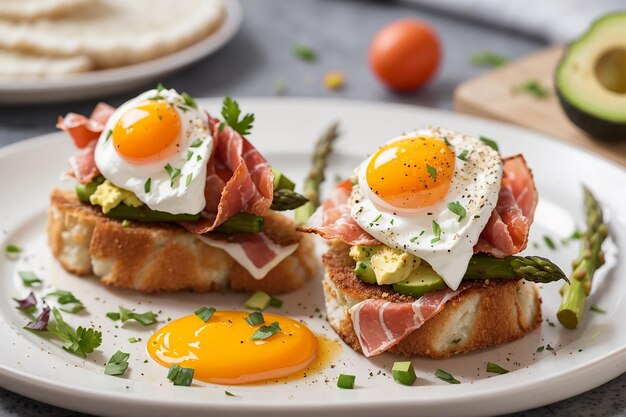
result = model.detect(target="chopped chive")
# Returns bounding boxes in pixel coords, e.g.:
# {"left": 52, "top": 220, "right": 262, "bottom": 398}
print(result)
{"left": 164, "top": 164, "right": 181, "bottom": 187}
{"left": 369, "top": 213, "right": 383, "bottom": 227}
{"left": 293, "top": 45, "right": 317, "bottom": 62}
{"left": 104, "top": 350, "right": 130, "bottom": 376}
{"left": 410, "top": 236, "right": 418, "bottom": 243}
{"left": 186, "top": 150, "right": 194, "bottom": 161}
{"left": 457, "top": 150, "right": 470, "bottom": 161}
{"left": 443, "top": 137, "right": 452, "bottom": 146}
{"left": 431, "top": 221, "right": 441, "bottom": 244}
{"left": 156, "top": 82, "right": 165, "bottom": 92}
{"left": 245, "top": 312, "right": 265, "bottom": 326}
{"left": 434, "top": 369, "right": 460, "bottom": 384}
{"left": 251, "top": 321, "right": 281, "bottom": 340}
{"left": 419, "top": 230, "right": 425, "bottom": 236}
{"left": 543, "top": 235, "right": 556, "bottom": 250}
{"left": 514, "top": 79, "right": 551, "bottom": 99}
{"left": 269, "top": 296, "right": 283, "bottom": 308}
{"left": 244, "top": 291, "right": 271, "bottom": 311}
{"left": 106, "top": 312, "right": 121, "bottom": 321}
{"left": 185, "top": 173, "right": 193, "bottom": 188}
{"left": 5, "top": 244, "right": 22, "bottom": 254}
{"left": 105, "top": 130, "right": 113, "bottom": 141}
{"left": 167, "top": 364, "right": 181, "bottom": 381}
{"left": 447, "top": 201, "right": 467, "bottom": 222}
{"left": 176, "top": 105, "right": 189, "bottom": 113}
{"left": 194, "top": 306, "right": 216, "bottom": 322}
{"left": 196, "top": 155, "right": 202, "bottom": 162}
{"left": 337, "top": 373, "right": 355, "bottom": 389}
{"left": 121, "top": 220, "right": 131, "bottom": 228}
{"left": 144, "top": 178, "right": 151, "bottom": 193}
{"left": 225, "top": 390, "right": 236, "bottom": 396}
{"left": 128, "top": 337, "right": 141, "bottom": 343}
{"left": 486, "top": 362, "right": 509, "bottom": 374}
{"left": 536, "top": 345, "right": 545, "bottom": 352}
{"left": 392, "top": 361, "right": 417, "bottom": 386}
{"left": 190, "top": 139, "right": 202, "bottom": 148}
{"left": 174, "top": 367, "right": 195, "bottom": 386}
{"left": 426, "top": 164, "right": 437, "bottom": 181}
{"left": 117, "top": 306, "right": 158, "bottom": 325}
{"left": 590, "top": 305, "right": 606, "bottom": 314}
{"left": 470, "top": 51, "right": 508, "bottom": 68}
{"left": 181, "top": 92, "right": 197, "bottom": 109}
{"left": 18, "top": 271, "right": 42, "bottom": 287}
{"left": 479, "top": 136, "right": 499, "bottom": 151}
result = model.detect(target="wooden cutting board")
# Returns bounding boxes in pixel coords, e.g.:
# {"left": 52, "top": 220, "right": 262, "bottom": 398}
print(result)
{"left": 453, "top": 46, "right": 626, "bottom": 167}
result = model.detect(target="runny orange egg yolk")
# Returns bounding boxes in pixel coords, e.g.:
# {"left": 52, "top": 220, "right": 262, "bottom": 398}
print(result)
{"left": 365, "top": 137, "right": 455, "bottom": 209}
{"left": 112, "top": 100, "right": 181, "bottom": 163}
{"left": 147, "top": 311, "right": 318, "bottom": 385}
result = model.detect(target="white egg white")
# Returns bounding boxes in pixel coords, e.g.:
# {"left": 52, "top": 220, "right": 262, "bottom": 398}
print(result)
{"left": 351, "top": 127, "right": 503, "bottom": 290}
{"left": 94, "top": 88, "right": 212, "bottom": 215}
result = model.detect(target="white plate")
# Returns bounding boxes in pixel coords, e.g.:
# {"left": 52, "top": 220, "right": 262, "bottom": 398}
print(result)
{"left": 0, "top": 1, "right": 242, "bottom": 105}
{"left": 0, "top": 98, "right": 624, "bottom": 417}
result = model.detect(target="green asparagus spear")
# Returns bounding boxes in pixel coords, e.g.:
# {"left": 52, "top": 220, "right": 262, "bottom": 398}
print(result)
{"left": 294, "top": 122, "right": 340, "bottom": 225}
{"left": 215, "top": 212, "right": 264, "bottom": 233}
{"left": 271, "top": 189, "right": 309, "bottom": 211}
{"left": 272, "top": 168, "right": 296, "bottom": 191}
{"left": 105, "top": 204, "right": 200, "bottom": 222}
{"left": 557, "top": 187, "right": 608, "bottom": 329}
{"left": 466, "top": 254, "right": 569, "bottom": 283}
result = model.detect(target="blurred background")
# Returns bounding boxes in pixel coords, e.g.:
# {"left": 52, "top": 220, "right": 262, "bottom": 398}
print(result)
{"left": 0, "top": 0, "right": 624, "bottom": 416}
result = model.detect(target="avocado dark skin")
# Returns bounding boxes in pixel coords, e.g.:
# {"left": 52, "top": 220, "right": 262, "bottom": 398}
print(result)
{"left": 557, "top": 85, "right": 626, "bottom": 142}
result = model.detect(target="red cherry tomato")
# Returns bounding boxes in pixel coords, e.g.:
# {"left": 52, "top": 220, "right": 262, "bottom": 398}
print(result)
{"left": 369, "top": 19, "right": 441, "bottom": 92}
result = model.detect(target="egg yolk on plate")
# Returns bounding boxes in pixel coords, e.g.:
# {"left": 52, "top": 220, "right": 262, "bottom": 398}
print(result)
{"left": 366, "top": 137, "right": 455, "bottom": 209}
{"left": 112, "top": 100, "right": 181, "bottom": 164}
{"left": 147, "top": 311, "right": 318, "bottom": 385}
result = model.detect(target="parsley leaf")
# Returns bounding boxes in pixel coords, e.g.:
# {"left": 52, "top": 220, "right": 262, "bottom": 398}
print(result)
{"left": 447, "top": 201, "right": 467, "bottom": 222}
{"left": 431, "top": 220, "right": 441, "bottom": 244}
{"left": 514, "top": 79, "right": 551, "bottom": 99}
{"left": 46, "top": 290, "right": 85, "bottom": 314}
{"left": 144, "top": 178, "right": 151, "bottom": 193}
{"left": 108, "top": 306, "right": 158, "bottom": 326}
{"left": 479, "top": 136, "right": 499, "bottom": 151}
{"left": 457, "top": 150, "right": 470, "bottom": 161}
{"left": 292, "top": 44, "right": 317, "bottom": 62}
{"left": 46, "top": 307, "right": 102, "bottom": 357}
{"left": 18, "top": 271, "right": 42, "bottom": 287}
{"left": 543, "top": 235, "right": 556, "bottom": 250}
{"left": 221, "top": 97, "right": 255, "bottom": 136}
{"left": 434, "top": 369, "right": 460, "bottom": 384}
{"left": 105, "top": 350, "right": 130, "bottom": 376}
{"left": 426, "top": 164, "right": 437, "bottom": 181}
{"left": 470, "top": 51, "right": 508, "bottom": 68}
{"left": 181, "top": 92, "right": 197, "bottom": 109}
{"left": 486, "top": 362, "right": 509, "bottom": 374}
{"left": 164, "top": 164, "right": 181, "bottom": 187}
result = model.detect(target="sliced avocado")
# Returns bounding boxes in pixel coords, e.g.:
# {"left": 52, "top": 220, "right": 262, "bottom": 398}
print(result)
{"left": 556, "top": 11, "right": 626, "bottom": 141}
{"left": 393, "top": 264, "right": 447, "bottom": 298}
{"left": 354, "top": 260, "right": 377, "bottom": 284}
{"left": 349, "top": 244, "right": 380, "bottom": 261}
{"left": 370, "top": 246, "right": 419, "bottom": 285}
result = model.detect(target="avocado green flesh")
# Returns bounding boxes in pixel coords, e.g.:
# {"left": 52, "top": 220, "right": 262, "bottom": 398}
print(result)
{"left": 354, "top": 261, "right": 377, "bottom": 284}
{"left": 392, "top": 271, "right": 448, "bottom": 298}
{"left": 556, "top": 11, "right": 626, "bottom": 140}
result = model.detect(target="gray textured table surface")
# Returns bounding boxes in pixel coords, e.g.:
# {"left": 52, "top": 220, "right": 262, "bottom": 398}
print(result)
{"left": 0, "top": 1, "right": 624, "bottom": 416}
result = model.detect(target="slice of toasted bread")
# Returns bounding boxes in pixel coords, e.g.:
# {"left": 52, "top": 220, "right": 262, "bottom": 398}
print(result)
{"left": 48, "top": 189, "right": 317, "bottom": 293}
{"left": 322, "top": 241, "right": 541, "bottom": 358}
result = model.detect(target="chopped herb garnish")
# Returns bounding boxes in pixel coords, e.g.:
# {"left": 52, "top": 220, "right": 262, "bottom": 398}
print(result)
{"left": 426, "top": 164, "right": 437, "bottom": 181}
{"left": 221, "top": 97, "right": 255, "bottom": 136}
{"left": 269, "top": 296, "right": 283, "bottom": 308}
{"left": 225, "top": 390, "right": 236, "bottom": 397}
{"left": 144, "top": 178, "right": 151, "bottom": 193}
{"left": 46, "top": 290, "right": 85, "bottom": 314}
{"left": 543, "top": 235, "right": 556, "bottom": 250}
{"left": 196, "top": 155, "right": 202, "bottom": 162}
{"left": 470, "top": 51, "right": 508, "bottom": 68}
{"left": 5, "top": 244, "right": 22, "bottom": 254}
{"left": 245, "top": 312, "right": 265, "bottom": 326}
{"left": 13, "top": 292, "right": 37, "bottom": 310}
{"left": 164, "top": 164, "right": 181, "bottom": 187}
{"left": 337, "top": 373, "right": 355, "bottom": 389}
{"left": 105, "top": 130, "right": 113, "bottom": 141}
{"left": 185, "top": 173, "right": 193, "bottom": 188}
{"left": 369, "top": 213, "right": 383, "bottom": 227}
{"left": 251, "top": 321, "right": 281, "bottom": 340}
{"left": 186, "top": 150, "right": 194, "bottom": 161}
{"left": 109, "top": 306, "right": 158, "bottom": 326}
{"left": 447, "top": 201, "right": 467, "bottom": 222}
{"left": 420, "top": 230, "right": 425, "bottom": 236}
{"left": 590, "top": 304, "right": 606, "bottom": 314}
{"left": 546, "top": 344, "right": 554, "bottom": 351}
{"left": 434, "top": 369, "right": 460, "bottom": 384}
{"left": 443, "top": 137, "right": 452, "bottom": 147}
{"left": 479, "top": 136, "right": 499, "bottom": 151}
{"left": 514, "top": 79, "right": 551, "bottom": 98}
{"left": 536, "top": 345, "right": 545, "bottom": 353}
{"left": 121, "top": 220, "right": 131, "bottom": 228}
{"left": 486, "top": 362, "right": 509, "bottom": 374}
{"left": 181, "top": 92, "right": 197, "bottom": 109}
{"left": 18, "top": 271, "right": 42, "bottom": 287}
{"left": 244, "top": 291, "right": 271, "bottom": 310}
{"left": 156, "top": 83, "right": 165, "bottom": 92}
{"left": 194, "top": 306, "right": 216, "bottom": 322}
{"left": 293, "top": 44, "right": 317, "bottom": 62}
{"left": 190, "top": 139, "right": 202, "bottom": 148}
{"left": 167, "top": 364, "right": 181, "bottom": 381}
{"left": 410, "top": 236, "right": 418, "bottom": 243}
{"left": 105, "top": 350, "right": 130, "bottom": 376}
{"left": 128, "top": 337, "right": 141, "bottom": 343}
{"left": 43, "top": 307, "right": 102, "bottom": 357}
{"left": 458, "top": 150, "right": 470, "bottom": 161}
{"left": 431, "top": 220, "right": 441, "bottom": 244}
{"left": 174, "top": 367, "right": 195, "bottom": 386}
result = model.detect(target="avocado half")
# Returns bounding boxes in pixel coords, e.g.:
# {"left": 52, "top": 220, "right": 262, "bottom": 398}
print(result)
{"left": 556, "top": 11, "right": 626, "bottom": 141}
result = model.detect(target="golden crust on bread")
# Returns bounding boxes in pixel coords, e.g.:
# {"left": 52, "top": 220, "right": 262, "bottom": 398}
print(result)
{"left": 322, "top": 241, "right": 542, "bottom": 358}
{"left": 48, "top": 189, "right": 317, "bottom": 293}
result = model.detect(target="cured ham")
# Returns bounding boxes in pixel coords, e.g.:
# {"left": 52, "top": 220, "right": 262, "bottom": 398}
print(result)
{"left": 68, "top": 139, "right": 99, "bottom": 184}
{"left": 349, "top": 287, "right": 463, "bottom": 357}
{"left": 196, "top": 232, "right": 299, "bottom": 280}
{"left": 474, "top": 155, "right": 537, "bottom": 257}
{"left": 56, "top": 102, "right": 115, "bottom": 148}
{"left": 301, "top": 155, "right": 537, "bottom": 257}
{"left": 299, "top": 180, "right": 379, "bottom": 246}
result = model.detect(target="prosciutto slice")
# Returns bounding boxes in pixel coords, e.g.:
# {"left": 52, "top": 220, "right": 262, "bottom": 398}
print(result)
{"left": 56, "top": 102, "right": 115, "bottom": 148}
{"left": 350, "top": 287, "right": 463, "bottom": 357}
{"left": 68, "top": 139, "right": 99, "bottom": 184}
{"left": 474, "top": 155, "right": 537, "bottom": 257}
{"left": 301, "top": 155, "right": 537, "bottom": 257}
{"left": 299, "top": 179, "right": 379, "bottom": 245}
